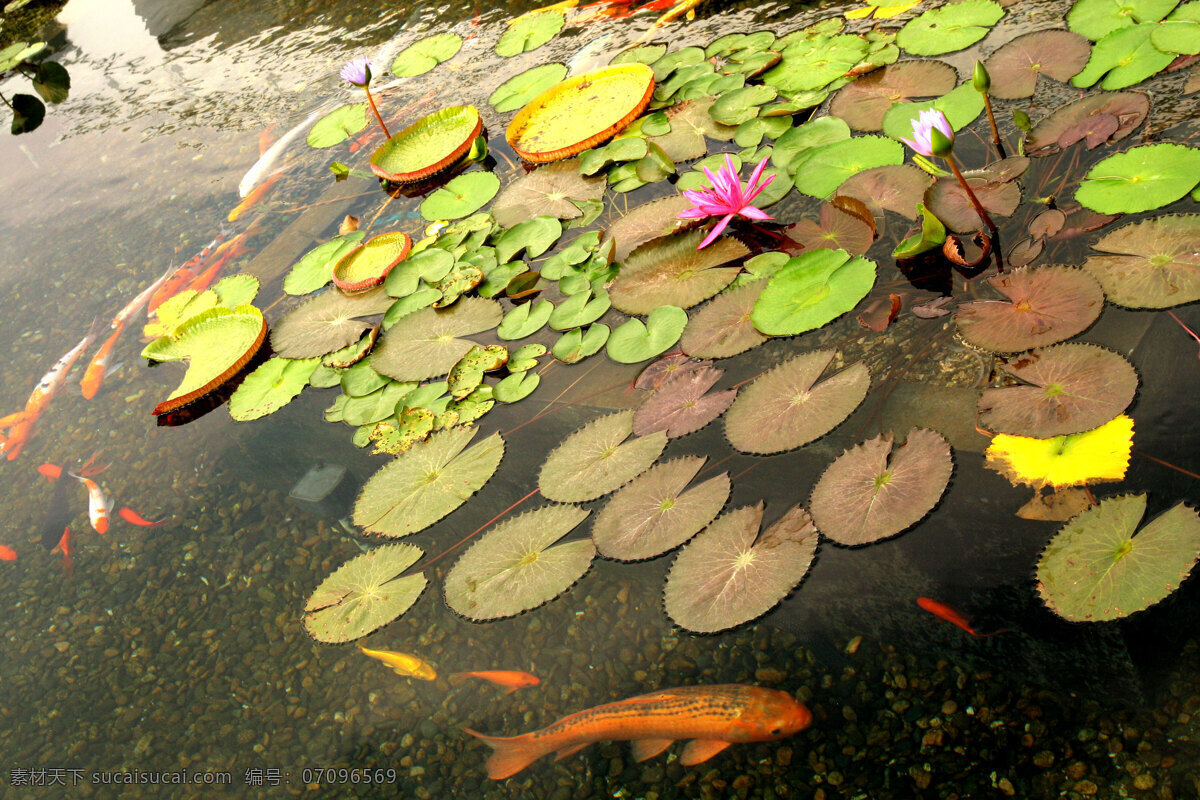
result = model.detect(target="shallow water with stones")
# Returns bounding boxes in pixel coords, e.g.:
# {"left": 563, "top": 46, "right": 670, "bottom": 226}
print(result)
{"left": 1, "top": 0, "right": 1200, "bottom": 797}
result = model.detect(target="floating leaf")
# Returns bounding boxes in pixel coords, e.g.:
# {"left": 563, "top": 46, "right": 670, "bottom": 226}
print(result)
{"left": 725, "top": 350, "right": 870, "bottom": 454}
{"left": 592, "top": 457, "right": 731, "bottom": 561}
{"left": 924, "top": 161, "right": 1023, "bottom": 232}
{"left": 284, "top": 234, "right": 366, "bottom": 296}
{"left": 370, "top": 106, "right": 482, "bottom": 184}
{"left": 610, "top": 231, "right": 748, "bottom": 315}
{"left": 680, "top": 281, "right": 770, "bottom": 359}
{"left": 1082, "top": 214, "right": 1200, "bottom": 307}
{"left": 307, "top": 104, "right": 369, "bottom": 148}
{"left": 391, "top": 33, "right": 463, "bottom": 77}
{"left": 810, "top": 428, "right": 952, "bottom": 546}
{"left": 880, "top": 82, "right": 986, "bottom": 143}
{"left": 983, "top": 31, "right": 1092, "bottom": 99}
{"left": 491, "top": 160, "right": 605, "bottom": 227}
{"left": 213, "top": 275, "right": 261, "bottom": 308}
{"left": 648, "top": 98, "right": 733, "bottom": 163}
{"left": 228, "top": 356, "right": 319, "bottom": 421}
{"left": 710, "top": 85, "right": 779, "bottom": 126}
{"left": 333, "top": 232, "right": 412, "bottom": 293}
{"left": 552, "top": 324, "right": 610, "bottom": 363}
{"left": 892, "top": 202, "right": 948, "bottom": 258}
{"left": 762, "top": 34, "right": 870, "bottom": 96}
{"left": 1067, "top": 0, "right": 1179, "bottom": 40}
{"left": 786, "top": 205, "right": 875, "bottom": 256}
{"left": 1152, "top": 2, "right": 1200, "bottom": 53}
{"left": 271, "top": 287, "right": 393, "bottom": 358}
{"left": 979, "top": 343, "right": 1139, "bottom": 437}
{"left": 353, "top": 426, "right": 505, "bottom": 538}
{"left": 420, "top": 171, "right": 501, "bottom": 221}
{"left": 955, "top": 266, "right": 1105, "bottom": 353}
{"left": 1024, "top": 91, "right": 1148, "bottom": 156}
{"left": 602, "top": 195, "right": 696, "bottom": 261}
{"left": 493, "top": 371, "right": 541, "bottom": 403}
{"left": 985, "top": 414, "right": 1134, "bottom": 489}
{"left": 444, "top": 504, "right": 593, "bottom": 620}
{"left": 1071, "top": 24, "right": 1175, "bottom": 89}
{"left": 371, "top": 298, "right": 503, "bottom": 381}
{"left": 495, "top": 216, "right": 563, "bottom": 263}
{"left": 1037, "top": 495, "right": 1200, "bottom": 622}
{"left": 838, "top": 165, "right": 933, "bottom": 220}
{"left": 506, "top": 64, "right": 655, "bottom": 162}
{"left": 633, "top": 365, "right": 736, "bottom": 438}
{"left": 498, "top": 298, "right": 554, "bottom": 340}
{"left": 342, "top": 381, "right": 413, "bottom": 426}
{"left": 142, "top": 306, "right": 267, "bottom": 415}
{"left": 665, "top": 503, "right": 818, "bottom": 633}
{"left": 489, "top": 63, "right": 569, "bottom": 112}
{"left": 496, "top": 11, "right": 565, "bottom": 57}
{"left": 538, "top": 410, "right": 667, "bottom": 503}
{"left": 549, "top": 288, "right": 611, "bottom": 330}
{"left": 751, "top": 249, "right": 877, "bottom": 336}
{"left": 793, "top": 136, "right": 904, "bottom": 198}
{"left": 1075, "top": 144, "right": 1200, "bottom": 215}
{"left": 303, "top": 544, "right": 427, "bottom": 643}
{"left": 606, "top": 305, "right": 689, "bottom": 364}
{"left": 341, "top": 359, "right": 390, "bottom": 397}
{"left": 897, "top": 0, "right": 1005, "bottom": 55}
{"left": 828, "top": 61, "right": 958, "bottom": 131}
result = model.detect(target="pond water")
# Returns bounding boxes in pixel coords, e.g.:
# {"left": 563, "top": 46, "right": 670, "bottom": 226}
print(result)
{"left": 2, "top": 0, "right": 1200, "bottom": 797}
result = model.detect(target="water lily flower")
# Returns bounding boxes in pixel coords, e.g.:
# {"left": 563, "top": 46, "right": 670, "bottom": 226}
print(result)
{"left": 341, "top": 56, "right": 390, "bottom": 139}
{"left": 678, "top": 155, "right": 775, "bottom": 249}
{"left": 900, "top": 108, "right": 955, "bottom": 158}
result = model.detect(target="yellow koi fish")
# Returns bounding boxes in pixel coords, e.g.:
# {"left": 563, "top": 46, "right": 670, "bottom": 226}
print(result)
{"left": 359, "top": 645, "right": 437, "bottom": 681}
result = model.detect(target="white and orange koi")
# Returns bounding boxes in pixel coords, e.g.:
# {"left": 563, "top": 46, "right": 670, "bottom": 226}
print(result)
{"left": 73, "top": 475, "right": 113, "bottom": 534}
{"left": 183, "top": 232, "right": 251, "bottom": 294}
{"left": 1, "top": 324, "right": 101, "bottom": 461}
{"left": 148, "top": 229, "right": 231, "bottom": 314}
{"left": 111, "top": 264, "right": 177, "bottom": 329}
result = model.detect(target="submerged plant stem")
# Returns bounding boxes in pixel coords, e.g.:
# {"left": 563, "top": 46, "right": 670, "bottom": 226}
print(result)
{"left": 406, "top": 487, "right": 541, "bottom": 576}
{"left": 364, "top": 87, "right": 391, "bottom": 139}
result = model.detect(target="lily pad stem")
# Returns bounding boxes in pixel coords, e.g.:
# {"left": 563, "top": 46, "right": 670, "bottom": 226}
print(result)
{"left": 0, "top": 92, "right": 11, "bottom": 110}
{"left": 944, "top": 154, "right": 1004, "bottom": 271}
{"left": 364, "top": 86, "right": 390, "bottom": 139}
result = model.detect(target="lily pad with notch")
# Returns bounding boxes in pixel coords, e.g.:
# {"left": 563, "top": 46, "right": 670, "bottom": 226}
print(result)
{"left": 552, "top": 324, "right": 609, "bottom": 363}
{"left": 838, "top": 165, "right": 933, "bottom": 221}
{"left": 725, "top": 349, "right": 870, "bottom": 454}
{"left": 601, "top": 195, "right": 697, "bottom": 262}
{"left": 955, "top": 266, "right": 1105, "bottom": 353}
{"left": 271, "top": 287, "right": 393, "bottom": 359}
{"left": 538, "top": 410, "right": 668, "bottom": 503}
{"left": 1067, "top": 0, "right": 1180, "bottom": 40}
{"left": 371, "top": 297, "right": 503, "bottom": 382}
{"left": 1075, "top": 143, "right": 1200, "bottom": 215}
{"left": 810, "top": 428, "right": 952, "bottom": 546}
{"left": 498, "top": 298, "right": 554, "bottom": 340}
{"left": 493, "top": 371, "right": 540, "bottom": 403}
{"left": 751, "top": 249, "right": 877, "bottom": 336}
{"left": 307, "top": 104, "right": 368, "bottom": 148}
{"left": 633, "top": 365, "right": 736, "bottom": 439}
{"left": 829, "top": 60, "right": 958, "bottom": 131}
{"left": 985, "top": 414, "right": 1134, "bottom": 489}
{"left": 303, "top": 544, "right": 427, "bottom": 643}
{"left": 793, "top": 136, "right": 904, "bottom": 198}
{"left": 549, "top": 288, "right": 611, "bottom": 331}
{"left": 786, "top": 204, "right": 875, "bottom": 256}
{"left": 391, "top": 33, "right": 463, "bottom": 77}
{"left": 491, "top": 160, "right": 605, "bottom": 227}
{"left": 1024, "top": 91, "right": 1148, "bottom": 156}
{"left": 420, "top": 171, "right": 501, "bottom": 221}
{"left": 606, "top": 306, "right": 689, "bottom": 364}
{"left": 680, "top": 281, "right": 770, "bottom": 359}
{"left": 489, "top": 63, "right": 569, "bottom": 113}
{"left": 228, "top": 356, "right": 319, "bottom": 421}
{"left": 496, "top": 10, "right": 565, "bottom": 57}
{"left": 1082, "top": 214, "right": 1200, "bottom": 307}
{"left": 896, "top": 0, "right": 1005, "bottom": 56}
{"left": 284, "top": 233, "right": 366, "bottom": 296}
{"left": 592, "top": 456, "right": 731, "bottom": 561}
{"left": 983, "top": 30, "right": 1091, "bottom": 99}
{"left": 1071, "top": 24, "right": 1175, "bottom": 89}
{"left": 610, "top": 231, "right": 749, "bottom": 315}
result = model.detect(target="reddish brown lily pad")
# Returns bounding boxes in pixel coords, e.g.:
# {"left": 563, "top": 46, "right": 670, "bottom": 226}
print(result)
{"left": 1025, "top": 92, "right": 1149, "bottom": 156}
{"left": 838, "top": 165, "right": 934, "bottom": 221}
{"left": 633, "top": 365, "right": 737, "bottom": 438}
{"left": 491, "top": 159, "right": 606, "bottom": 228}
{"left": 810, "top": 428, "right": 952, "bottom": 546}
{"left": 955, "top": 265, "right": 1106, "bottom": 353}
{"left": 984, "top": 30, "right": 1091, "bottom": 99}
{"left": 785, "top": 204, "right": 875, "bottom": 255}
{"left": 635, "top": 354, "right": 706, "bottom": 390}
{"left": 1082, "top": 214, "right": 1200, "bottom": 308}
{"left": 680, "top": 281, "right": 770, "bottom": 359}
{"left": 829, "top": 60, "right": 959, "bottom": 131}
{"left": 610, "top": 230, "right": 748, "bottom": 315}
{"left": 979, "top": 343, "right": 1138, "bottom": 438}
{"left": 925, "top": 159, "right": 1028, "bottom": 233}
{"left": 602, "top": 195, "right": 698, "bottom": 262}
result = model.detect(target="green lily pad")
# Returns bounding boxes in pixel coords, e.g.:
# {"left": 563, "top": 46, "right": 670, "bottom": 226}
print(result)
{"left": 142, "top": 305, "right": 267, "bottom": 415}
{"left": 383, "top": 287, "right": 442, "bottom": 328}
{"left": 1067, "top": 0, "right": 1179, "bottom": 40}
{"left": 213, "top": 275, "right": 261, "bottom": 308}
{"left": 1076, "top": 143, "right": 1200, "bottom": 214}
{"left": 444, "top": 504, "right": 594, "bottom": 620}
{"left": 1083, "top": 214, "right": 1200, "bottom": 307}
{"left": 420, "top": 172, "right": 501, "bottom": 221}
{"left": 549, "top": 288, "right": 611, "bottom": 331}
{"left": 762, "top": 34, "right": 871, "bottom": 96}
{"left": 497, "top": 298, "right": 554, "bottom": 341}
{"left": 880, "top": 82, "right": 986, "bottom": 142}
{"left": 495, "top": 216, "right": 563, "bottom": 263}
{"left": 489, "top": 63, "right": 569, "bottom": 113}
{"left": 893, "top": 203, "right": 948, "bottom": 258}
{"left": 0, "top": 41, "right": 45, "bottom": 72}
{"left": 793, "top": 136, "right": 904, "bottom": 198}
{"left": 552, "top": 324, "right": 610, "bottom": 363}
{"left": 1152, "top": 2, "right": 1200, "bottom": 53}
{"left": 302, "top": 544, "right": 427, "bottom": 643}
{"left": 371, "top": 106, "right": 482, "bottom": 184}
{"left": 610, "top": 231, "right": 749, "bottom": 316}
{"left": 391, "top": 33, "right": 463, "bottom": 77}
{"left": 1071, "top": 24, "right": 1175, "bottom": 89}
{"left": 342, "top": 381, "right": 414, "bottom": 426}
{"left": 606, "top": 306, "right": 689, "bottom": 364}
{"left": 307, "top": 104, "right": 369, "bottom": 148}
{"left": 614, "top": 44, "right": 667, "bottom": 66}
{"left": 284, "top": 233, "right": 366, "bottom": 296}
{"left": 538, "top": 410, "right": 668, "bottom": 503}
{"left": 508, "top": 343, "right": 546, "bottom": 372}
{"left": 772, "top": 116, "right": 852, "bottom": 175}
{"left": 493, "top": 370, "right": 541, "bottom": 403}
{"left": 751, "top": 249, "right": 877, "bottom": 336}
{"left": 271, "top": 287, "right": 393, "bottom": 358}
{"left": 709, "top": 85, "right": 779, "bottom": 126}
{"left": 228, "top": 356, "right": 319, "bottom": 421}
{"left": 371, "top": 297, "right": 503, "bottom": 381}
{"left": 340, "top": 359, "right": 390, "bottom": 397}
{"left": 1037, "top": 494, "right": 1200, "bottom": 622}
{"left": 897, "top": 0, "right": 1005, "bottom": 56}
{"left": 496, "top": 11, "right": 565, "bottom": 57}
{"left": 447, "top": 345, "right": 508, "bottom": 399}
{"left": 353, "top": 426, "right": 505, "bottom": 538}
{"left": 724, "top": 349, "right": 871, "bottom": 454}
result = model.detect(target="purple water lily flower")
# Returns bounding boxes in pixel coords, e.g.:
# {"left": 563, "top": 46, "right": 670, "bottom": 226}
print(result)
{"left": 340, "top": 57, "right": 373, "bottom": 88}
{"left": 678, "top": 155, "right": 775, "bottom": 249}
{"left": 900, "top": 108, "right": 955, "bottom": 158}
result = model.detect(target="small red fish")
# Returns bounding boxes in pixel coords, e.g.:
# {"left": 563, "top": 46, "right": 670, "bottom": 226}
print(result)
{"left": 52, "top": 527, "right": 73, "bottom": 576}
{"left": 38, "top": 463, "right": 63, "bottom": 481}
{"left": 0, "top": 545, "right": 16, "bottom": 562}
{"left": 452, "top": 670, "right": 541, "bottom": 694}
{"left": 917, "top": 597, "right": 1006, "bottom": 637}
{"left": 118, "top": 507, "right": 166, "bottom": 527}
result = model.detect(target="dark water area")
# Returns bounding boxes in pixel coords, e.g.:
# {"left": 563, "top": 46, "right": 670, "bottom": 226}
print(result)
{"left": 2, "top": 0, "right": 1200, "bottom": 798}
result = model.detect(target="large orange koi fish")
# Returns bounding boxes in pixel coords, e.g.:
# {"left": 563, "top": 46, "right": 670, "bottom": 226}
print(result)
{"left": 465, "top": 684, "right": 810, "bottom": 779}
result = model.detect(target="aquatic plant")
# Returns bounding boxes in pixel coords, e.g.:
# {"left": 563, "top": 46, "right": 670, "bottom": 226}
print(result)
{"left": 0, "top": 40, "right": 69, "bottom": 134}
{"left": 676, "top": 154, "right": 775, "bottom": 248}
{"left": 340, "top": 57, "right": 390, "bottom": 139}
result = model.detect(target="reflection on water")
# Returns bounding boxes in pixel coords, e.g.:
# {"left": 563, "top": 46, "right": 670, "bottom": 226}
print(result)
{"left": 1, "top": 0, "right": 1200, "bottom": 797}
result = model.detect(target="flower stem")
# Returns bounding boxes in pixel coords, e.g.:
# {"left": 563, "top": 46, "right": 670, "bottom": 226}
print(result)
{"left": 982, "top": 94, "right": 1006, "bottom": 160}
{"left": 944, "top": 154, "right": 1004, "bottom": 272}
{"left": 364, "top": 86, "right": 390, "bottom": 139}
{"left": 0, "top": 91, "right": 11, "bottom": 110}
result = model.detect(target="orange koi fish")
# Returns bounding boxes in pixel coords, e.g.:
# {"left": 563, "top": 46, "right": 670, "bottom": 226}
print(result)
{"left": 80, "top": 322, "right": 124, "bottom": 400}
{"left": 1, "top": 324, "right": 101, "bottom": 461}
{"left": 118, "top": 507, "right": 165, "bottom": 527}
{"left": 183, "top": 232, "right": 251, "bottom": 294}
{"left": 917, "top": 597, "right": 1007, "bottom": 637}
{"left": 228, "top": 170, "right": 283, "bottom": 222}
{"left": 52, "top": 527, "right": 73, "bottom": 576}
{"left": 74, "top": 476, "right": 112, "bottom": 534}
{"left": 0, "top": 545, "right": 16, "bottom": 562}
{"left": 465, "top": 685, "right": 811, "bottom": 780}
{"left": 38, "top": 463, "right": 62, "bottom": 481}
{"left": 452, "top": 670, "right": 541, "bottom": 694}
{"left": 148, "top": 230, "right": 231, "bottom": 314}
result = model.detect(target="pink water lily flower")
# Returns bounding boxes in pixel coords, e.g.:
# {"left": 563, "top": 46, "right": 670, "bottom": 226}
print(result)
{"left": 678, "top": 154, "right": 775, "bottom": 249}
{"left": 900, "top": 108, "right": 955, "bottom": 158}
